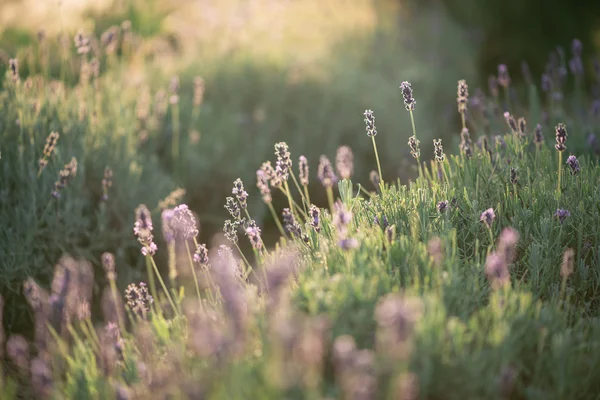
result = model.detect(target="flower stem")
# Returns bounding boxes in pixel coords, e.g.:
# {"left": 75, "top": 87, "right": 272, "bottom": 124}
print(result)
{"left": 268, "top": 202, "right": 287, "bottom": 238}
{"left": 326, "top": 186, "right": 335, "bottom": 215}
{"left": 371, "top": 136, "right": 384, "bottom": 190}
{"left": 185, "top": 240, "right": 204, "bottom": 312}
{"left": 148, "top": 255, "right": 179, "bottom": 315}
{"left": 557, "top": 151, "right": 563, "bottom": 197}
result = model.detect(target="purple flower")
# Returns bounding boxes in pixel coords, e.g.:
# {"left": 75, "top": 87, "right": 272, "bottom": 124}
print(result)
{"left": 193, "top": 243, "right": 209, "bottom": 265}
{"left": 437, "top": 200, "right": 449, "bottom": 213}
{"left": 485, "top": 253, "right": 510, "bottom": 289}
{"left": 566, "top": 155, "right": 580, "bottom": 175}
{"left": 298, "top": 156, "right": 309, "bottom": 185}
{"left": 554, "top": 209, "right": 571, "bottom": 223}
{"left": 399, "top": 81, "right": 416, "bottom": 111}
{"left": 555, "top": 123, "right": 568, "bottom": 152}
{"left": 364, "top": 109, "right": 377, "bottom": 137}
{"left": 134, "top": 204, "right": 157, "bottom": 256}
{"left": 480, "top": 208, "right": 496, "bottom": 228}
{"left": 171, "top": 204, "right": 199, "bottom": 239}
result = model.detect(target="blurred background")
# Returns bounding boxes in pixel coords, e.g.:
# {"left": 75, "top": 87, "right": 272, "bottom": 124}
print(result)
{"left": 1, "top": 0, "right": 600, "bottom": 333}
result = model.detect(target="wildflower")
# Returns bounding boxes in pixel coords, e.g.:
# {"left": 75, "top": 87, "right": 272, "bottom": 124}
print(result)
{"left": 437, "top": 200, "right": 449, "bottom": 213}
{"left": 533, "top": 124, "right": 544, "bottom": 145}
{"left": 298, "top": 155, "right": 309, "bottom": 185}
{"left": 74, "top": 30, "right": 90, "bottom": 54}
{"left": 309, "top": 204, "right": 321, "bottom": 232}
{"left": 168, "top": 76, "right": 180, "bottom": 105}
{"left": 51, "top": 157, "right": 78, "bottom": 198}
{"left": 336, "top": 145, "right": 354, "bottom": 179}
{"left": 369, "top": 170, "right": 380, "bottom": 188}
{"left": 9, "top": 58, "right": 19, "bottom": 83}
{"left": 256, "top": 169, "right": 272, "bottom": 203}
{"left": 457, "top": 79, "right": 468, "bottom": 113}
{"left": 171, "top": 204, "right": 199, "bottom": 239}
{"left": 225, "top": 197, "right": 242, "bottom": 221}
{"left": 101, "top": 166, "right": 113, "bottom": 201}
{"left": 124, "top": 282, "right": 154, "bottom": 317}
{"left": 232, "top": 178, "right": 249, "bottom": 209}
{"left": 480, "top": 208, "right": 495, "bottom": 228}
{"left": 433, "top": 139, "right": 445, "bottom": 162}
{"left": 193, "top": 243, "right": 209, "bottom": 265}
{"left": 133, "top": 204, "right": 157, "bottom": 256}
{"left": 158, "top": 188, "right": 186, "bottom": 209}
{"left": 101, "top": 252, "right": 116, "bottom": 281}
{"left": 503, "top": 112, "right": 518, "bottom": 133}
{"left": 488, "top": 75, "right": 499, "bottom": 97}
{"left": 317, "top": 155, "right": 337, "bottom": 188}
{"left": 246, "top": 224, "right": 263, "bottom": 250}
{"left": 275, "top": 142, "right": 292, "bottom": 181}
{"left": 223, "top": 220, "right": 239, "bottom": 244}
{"left": 38, "top": 131, "right": 60, "bottom": 173}
{"left": 560, "top": 248, "right": 575, "bottom": 279}
{"left": 261, "top": 161, "right": 281, "bottom": 189}
{"left": 193, "top": 76, "right": 205, "bottom": 107}
{"left": 485, "top": 253, "right": 510, "bottom": 289}
{"left": 566, "top": 155, "right": 580, "bottom": 175}
{"left": 517, "top": 117, "right": 527, "bottom": 137}
{"left": 408, "top": 136, "right": 420, "bottom": 159}
{"left": 363, "top": 109, "right": 377, "bottom": 137}
{"left": 498, "top": 64, "right": 511, "bottom": 88}
{"left": 399, "top": 81, "right": 416, "bottom": 111}
{"left": 555, "top": 123, "right": 568, "bottom": 152}
{"left": 509, "top": 167, "right": 518, "bottom": 184}
{"left": 460, "top": 128, "right": 473, "bottom": 158}
{"left": 554, "top": 208, "right": 571, "bottom": 223}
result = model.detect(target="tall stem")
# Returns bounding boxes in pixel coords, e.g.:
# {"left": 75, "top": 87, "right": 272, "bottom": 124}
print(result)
{"left": 326, "top": 187, "right": 335, "bottom": 215}
{"left": 148, "top": 255, "right": 179, "bottom": 315}
{"left": 371, "top": 136, "right": 384, "bottom": 190}
{"left": 557, "top": 151, "right": 563, "bottom": 197}
{"left": 268, "top": 202, "right": 287, "bottom": 238}
{"left": 185, "top": 241, "right": 204, "bottom": 312}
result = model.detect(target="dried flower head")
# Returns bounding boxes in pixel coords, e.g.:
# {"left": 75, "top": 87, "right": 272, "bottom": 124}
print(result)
{"left": 101, "top": 166, "right": 113, "bottom": 201}
{"left": 275, "top": 142, "right": 292, "bottom": 181}
{"left": 566, "top": 155, "right": 580, "bottom": 175}
{"left": 560, "top": 248, "right": 575, "bottom": 279}
{"left": 533, "top": 123, "right": 544, "bottom": 145}
{"left": 232, "top": 178, "right": 249, "bottom": 209}
{"left": 554, "top": 208, "right": 571, "bottom": 223}
{"left": 133, "top": 204, "right": 157, "bottom": 256}
{"left": 223, "top": 219, "right": 239, "bottom": 244}
{"left": 369, "top": 170, "right": 380, "bottom": 188}
{"left": 336, "top": 145, "right": 354, "bottom": 180}
{"left": 460, "top": 128, "right": 473, "bottom": 158}
{"left": 193, "top": 243, "right": 209, "bottom": 265}
{"left": 498, "top": 64, "right": 511, "bottom": 88}
{"left": 555, "top": 123, "right": 568, "bottom": 152}
{"left": 399, "top": 81, "right": 416, "bottom": 111}
{"left": 363, "top": 109, "right": 377, "bottom": 137}
{"left": 171, "top": 204, "right": 199, "bottom": 239}
{"left": 309, "top": 204, "right": 321, "bottom": 232}
{"left": 457, "top": 79, "right": 469, "bottom": 113}
{"left": 503, "top": 112, "right": 518, "bottom": 133}
{"left": 433, "top": 139, "right": 445, "bottom": 162}
{"left": 317, "top": 155, "right": 337, "bottom": 188}
{"left": 9, "top": 58, "right": 19, "bottom": 83}
{"left": 256, "top": 169, "right": 272, "bottom": 203}
{"left": 480, "top": 208, "right": 496, "bottom": 228}
{"left": 408, "top": 136, "right": 420, "bottom": 159}
{"left": 125, "top": 282, "right": 153, "bottom": 317}
{"left": 51, "top": 157, "right": 78, "bottom": 198}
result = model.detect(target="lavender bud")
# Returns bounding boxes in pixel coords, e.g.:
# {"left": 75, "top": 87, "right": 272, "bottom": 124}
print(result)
{"left": 408, "top": 136, "right": 420, "bottom": 159}
{"left": 134, "top": 204, "right": 157, "bottom": 256}
{"left": 460, "top": 128, "right": 473, "bottom": 158}
{"left": 433, "top": 139, "right": 445, "bottom": 162}
{"left": 554, "top": 208, "right": 571, "bottom": 223}
{"left": 497, "top": 64, "right": 511, "bottom": 88}
{"left": 171, "top": 204, "right": 199, "bottom": 239}
{"left": 193, "top": 243, "right": 209, "bottom": 265}
{"left": 480, "top": 208, "right": 496, "bottom": 228}
{"left": 298, "top": 155, "right": 309, "bottom": 186}
{"left": 517, "top": 117, "right": 527, "bottom": 137}
{"left": 309, "top": 204, "right": 321, "bottom": 232}
{"left": 223, "top": 220, "right": 239, "bottom": 244}
{"left": 225, "top": 197, "right": 242, "bottom": 220}
{"left": 336, "top": 145, "right": 354, "bottom": 180}
{"left": 232, "top": 178, "right": 249, "bottom": 209}
{"left": 503, "top": 112, "right": 518, "bottom": 133}
{"left": 533, "top": 123, "right": 544, "bottom": 145}
{"left": 124, "top": 282, "right": 154, "bottom": 318}
{"left": 399, "top": 81, "right": 416, "bottom": 111}
{"left": 363, "top": 109, "right": 377, "bottom": 137}
{"left": 274, "top": 142, "right": 292, "bottom": 182}
{"left": 566, "top": 155, "right": 580, "bottom": 175}
{"left": 245, "top": 222, "right": 263, "bottom": 250}
{"left": 317, "top": 155, "right": 337, "bottom": 188}
{"left": 437, "top": 200, "right": 449, "bottom": 213}
{"left": 457, "top": 79, "right": 469, "bottom": 113}
{"left": 256, "top": 169, "right": 272, "bottom": 203}
{"left": 555, "top": 123, "right": 568, "bottom": 152}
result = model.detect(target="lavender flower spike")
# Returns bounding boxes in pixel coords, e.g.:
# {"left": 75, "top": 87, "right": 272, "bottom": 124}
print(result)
{"left": 480, "top": 208, "right": 496, "bottom": 228}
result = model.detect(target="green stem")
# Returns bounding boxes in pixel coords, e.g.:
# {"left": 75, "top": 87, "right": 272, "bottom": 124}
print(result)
{"left": 145, "top": 256, "right": 158, "bottom": 311}
{"left": 290, "top": 170, "right": 309, "bottom": 210}
{"left": 148, "top": 255, "right": 179, "bottom": 315}
{"left": 283, "top": 181, "right": 296, "bottom": 218}
{"left": 185, "top": 241, "right": 204, "bottom": 312}
{"left": 109, "top": 278, "right": 125, "bottom": 330}
{"left": 557, "top": 151, "right": 563, "bottom": 197}
{"left": 268, "top": 202, "right": 287, "bottom": 238}
{"left": 303, "top": 185, "right": 312, "bottom": 207}
{"left": 326, "top": 186, "right": 335, "bottom": 215}
{"left": 371, "top": 136, "right": 384, "bottom": 190}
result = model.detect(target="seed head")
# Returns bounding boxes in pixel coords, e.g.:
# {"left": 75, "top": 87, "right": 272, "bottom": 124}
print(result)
{"left": 480, "top": 208, "right": 495, "bottom": 228}
{"left": 457, "top": 79, "right": 468, "bottom": 113}
{"left": 408, "top": 136, "right": 420, "bottom": 159}
{"left": 171, "top": 204, "right": 199, "bottom": 239}
{"left": 124, "top": 282, "right": 153, "bottom": 317}
{"left": 8, "top": 58, "right": 19, "bottom": 83}
{"left": 566, "top": 155, "right": 580, "bottom": 175}
{"left": 554, "top": 208, "right": 571, "bottom": 223}
{"left": 298, "top": 155, "right": 309, "bottom": 186}
{"left": 256, "top": 169, "right": 272, "bottom": 203}
{"left": 309, "top": 204, "right": 321, "bottom": 233}
{"left": 433, "top": 139, "right": 445, "bottom": 162}
{"left": 399, "top": 81, "right": 416, "bottom": 111}
{"left": 336, "top": 145, "right": 354, "bottom": 180}
{"left": 317, "top": 155, "right": 337, "bottom": 188}
{"left": 497, "top": 64, "right": 511, "bottom": 88}
{"left": 369, "top": 170, "right": 380, "bottom": 188}
{"left": 363, "top": 109, "right": 377, "bottom": 137}
{"left": 555, "top": 123, "right": 568, "bottom": 152}
{"left": 223, "top": 219, "right": 239, "bottom": 244}
{"left": 533, "top": 124, "right": 544, "bottom": 145}
{"left": 193, "top": 243, "right": 209, "bottom": 265}
{"left": 560, "top": 248, "right": 575, "bottom": 279}
{"left": 232, "top": 178, "right": 249, "bottom": 209}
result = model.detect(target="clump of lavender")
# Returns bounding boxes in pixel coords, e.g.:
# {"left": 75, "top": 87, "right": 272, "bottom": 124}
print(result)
{"left": 171, "top": 204, "right": 199, "bottom": 239}
{"left": 437, "top": 200, "right": 449, "bottom": 213}
{"left": 223, "top": 220, "right": 239, "bottom": 244}
{"left": 336, "top": 145, "right": 354, "bottom": 180}
{"left": 533, "top": 124, "right": 544, "bottom": 146}
{"left": 555, "top": 123, "right": 568, "bottom": 194}
{"left": 554, "top": 208, "right": 571, "bottom": 223}
{"left": 309, "top": 204, "right": 321, "bottom": 233}
{"left": 275, "top": 142, "right": 292, "bottom": 182}
{"left": 399, "top": 81, "right": 416, "bottom": 111}
{"left": 38, "top": 131, "right": 59, "bottom": 175}
{"left": 8, "top": 58, "right": 19, "bottom": 83}
{"left": 282, "top": 208, "right": 308, "bottom": 243}
{"left": 124, "top": 282, "right": 154, "bottom": 318}
{"left": 133, "top": 204, "right": 157, "bottom": 256}
{"left": 298, "top": 155, "right": 309, "bottom": 186}
{"left": 460, "top": 128, "right": 473, "bottom": 158}
{"left": 193, "top": 243, "right": 209, "bottom": 266}
{"left": 566, "top": 155, "right": 580, "bottom": 175}
{"left": 256, "top": 169, "right": 272, "bottom": 204}
{"left": 457, "top": 79, "right": 468, "bottom": 128}
{"left": 51, "top": 157, "right": 78, "bottom": 198}
{"left": 433, "top": 139, "right": 445, "bottom": 162}
{"left": 232, "top": 178, "right": 248, "bottom": 209}
{"left": 101, "top": 166, "right": 113, "bottom": 201}
{"left": 333, "top": 201, "right": 358, "bottom": 250}
{"left": 503, "top": 112, "right": 518, "bottom": 134}
{"left": 364, "top": 109, "right": 383, "bottom": 187}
